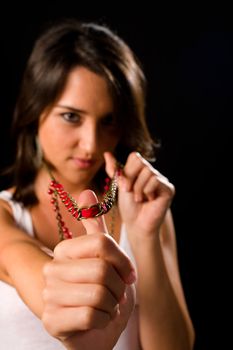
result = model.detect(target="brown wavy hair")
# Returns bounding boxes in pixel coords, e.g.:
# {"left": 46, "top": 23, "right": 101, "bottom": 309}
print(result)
{"left": 10, "top": 18, "right": 157, "bottom": 206}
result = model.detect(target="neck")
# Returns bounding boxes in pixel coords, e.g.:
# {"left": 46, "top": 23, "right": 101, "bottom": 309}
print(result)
{"left": 46, "top": 165, "right": 118, "bottom": 240}
{"left": 35, "top": 166, "right": 98, "bottom": 201}
{"left": 33, "top": 165, "right": 120, "bottom": 243}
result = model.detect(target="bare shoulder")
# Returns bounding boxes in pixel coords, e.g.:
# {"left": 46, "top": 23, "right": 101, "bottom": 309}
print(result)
{"left": 0, "top": 197, "right": 18, "bottom": 283}
{"left": 0, "top": 188, "right": 15, "bottom": 218}
{"left": 0, "top": 195, "right": 16, "bottom": 230}
{"left": 0, "top": 194, "right": 40, "bottom": 250}
{"left": 0, "top": 193, "right": 42, "bottom": 284}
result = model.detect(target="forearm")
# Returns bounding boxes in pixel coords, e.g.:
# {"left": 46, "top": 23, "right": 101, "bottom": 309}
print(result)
{"left": 131, "top": 234, "right": 194, "bottom": 350}
{"left": 1, "top": 239, "right": 51, "bottom": 317}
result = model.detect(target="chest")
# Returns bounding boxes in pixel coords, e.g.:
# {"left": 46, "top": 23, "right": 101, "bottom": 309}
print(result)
{"left": 30, "top": 201, "right": 121, "bottom": 249}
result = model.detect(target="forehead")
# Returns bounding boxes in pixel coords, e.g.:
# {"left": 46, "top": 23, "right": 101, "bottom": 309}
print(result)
{"left": 57, "top": 66, "right": 114, "bottom": 116}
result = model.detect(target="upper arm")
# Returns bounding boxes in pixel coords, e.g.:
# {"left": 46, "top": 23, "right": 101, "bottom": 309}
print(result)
{"left": 0, "top": 201, "right": 52, "bottom": 317}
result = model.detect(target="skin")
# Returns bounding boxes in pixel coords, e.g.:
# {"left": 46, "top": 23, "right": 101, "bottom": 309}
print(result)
{"left": 0, "top": 66, "right": 195, "bottom": 349}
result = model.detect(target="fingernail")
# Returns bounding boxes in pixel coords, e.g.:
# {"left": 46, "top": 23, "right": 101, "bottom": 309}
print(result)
{"left": 135, "top": 151, "right": 142, "bottom": 159}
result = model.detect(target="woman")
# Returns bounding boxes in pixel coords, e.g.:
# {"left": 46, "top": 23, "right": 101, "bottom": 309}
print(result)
{"left": 0, "top": 18, "right": 194, "bottom": 349}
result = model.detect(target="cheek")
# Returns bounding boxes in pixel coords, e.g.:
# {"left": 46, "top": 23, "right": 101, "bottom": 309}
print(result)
{"left": 38, "top": 124, "right": 67, "bottom": 156}
{"left": 38, "top": 127, "right": 51, "bottom": 154}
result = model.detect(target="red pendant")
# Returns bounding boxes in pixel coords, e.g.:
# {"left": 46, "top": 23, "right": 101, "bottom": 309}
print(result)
{"left": 80, "top": 204, "right": 101, "bottom": 219}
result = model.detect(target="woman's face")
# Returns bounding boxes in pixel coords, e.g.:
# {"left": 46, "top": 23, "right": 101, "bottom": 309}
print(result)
{"left": 38, "top": 66, "right": 120, "bottom": 187}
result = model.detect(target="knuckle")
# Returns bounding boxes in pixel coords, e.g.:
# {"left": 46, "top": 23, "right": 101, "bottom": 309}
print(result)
{"left": 118, "top": 284, "right": 126, "bottom": 301}
{"left": 164, "top": 186, "right": 176, "bottom": 205}
{"left": 42, "top": 312, "right": 58, "bottom": 337}
{"left": 91, "top": 285, "right": 106, "bottom": 305}
{"left": 133, "top": 178, "right": 143, "bottom": 193}
{"left": 170, "top": 183, "right": 176, "bottom": 196}
{"left": 42, "top": 287, "right": 54, "bottom": 303}
{"left": 53, "top": 242, "right": 63, "bottom": 258}
{"left": 164, "top": 181, "right": 175, "bottom": 198}
{"left": 82, "top": 307, "right": 96, "bottom": 329}
{"left": 43, "top": 261, "right": 53, "bottom": 278}
{"left": 126, "top": 151, "right": 142, "bottom": 167}
{"left": 144, "top": 187, "right": 153, "bottom": 197}
{"left": 129, "top": 151, "right": 139, "bottom": 162}
{"left": 133, "top": 151, "right": 141, "bottom": 161}
{"left": 135, "top": 152, "right": 150, "bottom": 167}
{"left": 42, "top": 287, "right": 49, "bottom": 302}
{"left": 94, "top": 234, "right": 110, "bottom": 253}
{"left": 53, "top": 238, "right": 69, "bottom": 258}
{"left": 83, "top": 307, "right": 110, "bottom": 329}
{"left": 95, "top": 259, "right": 109, "bottom": 282}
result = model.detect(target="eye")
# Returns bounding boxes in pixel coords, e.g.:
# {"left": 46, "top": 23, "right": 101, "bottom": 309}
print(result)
{"left": 61, "top": 112, "right": 81, "bottom": 123}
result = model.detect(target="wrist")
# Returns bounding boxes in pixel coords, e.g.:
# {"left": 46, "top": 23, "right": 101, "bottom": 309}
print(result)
{"left": 126, "top": 226, "right": 161, "bottom": 253}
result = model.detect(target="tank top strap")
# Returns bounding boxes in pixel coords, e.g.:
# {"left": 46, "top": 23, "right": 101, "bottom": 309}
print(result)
{"left": 0, "top": 190, "right": 34, "bottom": 236}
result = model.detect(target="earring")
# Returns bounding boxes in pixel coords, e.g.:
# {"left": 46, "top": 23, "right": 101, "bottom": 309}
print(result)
{"left": 35, "top": 136, "right": 43, "bottom": 167}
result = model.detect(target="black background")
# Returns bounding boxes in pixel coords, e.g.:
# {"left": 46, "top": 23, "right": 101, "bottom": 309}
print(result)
{"left": 0, "top": 4, "right": 232, "bottom": 349}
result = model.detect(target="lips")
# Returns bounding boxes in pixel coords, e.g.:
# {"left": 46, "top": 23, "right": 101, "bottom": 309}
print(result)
{"left": 71, "top": 157, "right": 96, "bottom": 169}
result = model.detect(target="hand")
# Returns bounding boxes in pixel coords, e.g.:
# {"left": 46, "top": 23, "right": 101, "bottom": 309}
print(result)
{"left": 105, "top": 151, "right": 175, "bottom": 238}
{"left": 42, "top": 190, "right": 136, "bottom": 350}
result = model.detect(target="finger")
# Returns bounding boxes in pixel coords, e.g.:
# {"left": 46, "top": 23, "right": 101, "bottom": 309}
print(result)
{"left": 142, "top": 175, "right": 160, "bottom": 201}
{"left": 123, "top": 152, "right": 167, "bottom": 192}
{"left": 104, "top": 151, "right": 133, "bottom": 193}
{"left": 43, "top": 258, "right": 126, "bottom": 301}
{"left": 118, "top": 284, "right": 136, "bottom": 324}
{"left": 43, "top": 281, "right": 119, "bottom": 317}
{"left": 104, "top": 151, "right": 117, "bottom": 178}
{"left": 121, "top": 152, "right": 145, "bottom": 191}
{"left": 133, "top": 167, "right": 154, "bottom": 202}
{"left": 144, "top": 175, "right": 175, "bottom": 200}
{"left": 77, "top": 189, "right": 108, "bottom": 234}
{"left": 42, "top": 305, "right": 111, "bottom": 336}
{"left": 53, "top": 234, "right": 136, "bottom": 284}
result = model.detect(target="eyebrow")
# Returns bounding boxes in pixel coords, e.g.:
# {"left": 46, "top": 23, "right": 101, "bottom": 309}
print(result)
{"left": 55, "top": 104, "right": 114, "bottom": 119}
{"left": 56, "top": 104, "right": 87, "bottom": 115}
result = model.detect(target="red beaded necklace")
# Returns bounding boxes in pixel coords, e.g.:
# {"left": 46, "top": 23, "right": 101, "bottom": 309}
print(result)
{"left": 47, "top": 169, "right": 121, "bottom": 240}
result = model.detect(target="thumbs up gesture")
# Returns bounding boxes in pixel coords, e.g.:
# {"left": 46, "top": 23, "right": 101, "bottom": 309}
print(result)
{"left": 42, "top": 190, "right": 136, "bottom": 350}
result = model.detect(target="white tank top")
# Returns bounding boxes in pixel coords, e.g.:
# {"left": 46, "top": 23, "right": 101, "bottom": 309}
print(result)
{"left": 0, "top": 191, "right": 140, "bottom": 349}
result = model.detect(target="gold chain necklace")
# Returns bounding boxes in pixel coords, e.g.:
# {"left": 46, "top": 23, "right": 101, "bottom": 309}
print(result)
{"left": 47, "top": 168, "right": 121, "bottom": 240}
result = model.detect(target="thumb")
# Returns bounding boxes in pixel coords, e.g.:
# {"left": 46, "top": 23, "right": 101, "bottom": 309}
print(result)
{"left": 77, "top": 189, "right": 108, "bottom": 234}
{"left": 104, "top": 151, "right": 117, "bottom": 178}
{"left": 104, "top": 151, "right": 128, "bottom": 193}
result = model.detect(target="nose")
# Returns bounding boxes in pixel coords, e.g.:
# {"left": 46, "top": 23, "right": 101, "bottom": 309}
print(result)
{"left": 78, "top": 121, "right": 98, "bottom": 154}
